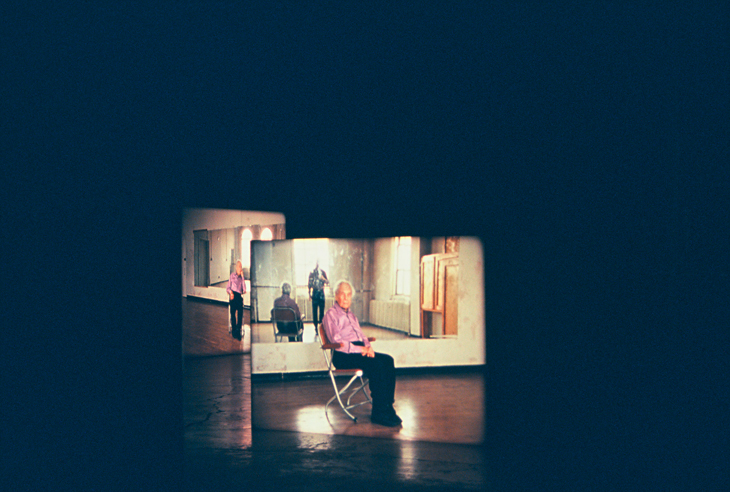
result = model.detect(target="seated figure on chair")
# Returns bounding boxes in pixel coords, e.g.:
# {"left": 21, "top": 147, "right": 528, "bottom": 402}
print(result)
{"left": 322, "top": 281, "right": 402, "bottom": 427}
{"left": 273, "top": 282, "right": 303, "bottom": 342}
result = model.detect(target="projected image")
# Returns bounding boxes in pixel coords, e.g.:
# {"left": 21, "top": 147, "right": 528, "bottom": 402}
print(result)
{"left": 181, "top": 207, "right": 286, "bottom": 357}
{"left": 249, "top": 237, "right": 484, "bottom": 361}
{"left": 250, "top": 237, "right": 467, "bottom": 342}
{"left": 249, "top": 236, "right": 485, "bottom": 444}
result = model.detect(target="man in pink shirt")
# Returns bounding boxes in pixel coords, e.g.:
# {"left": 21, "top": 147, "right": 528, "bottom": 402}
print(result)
{"left": 226, "top": 260, "right": 246, "bottom": 340}
{"left": 322, "top": 281, "right": 401, "bottom": 426}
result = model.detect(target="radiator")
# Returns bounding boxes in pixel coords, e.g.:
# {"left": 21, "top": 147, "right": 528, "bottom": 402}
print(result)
{"left": 296, "top": 296, "right": 334, "bottom": 320}
{"left": 369, "top": 300, "right": 410, "bottom": 332}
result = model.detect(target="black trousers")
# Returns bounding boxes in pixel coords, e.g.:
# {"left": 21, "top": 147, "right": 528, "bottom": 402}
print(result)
{"left": 276, "top": 322, "right": 302, "bottom": 342}
{"left": 332, "top": 350, "right": 396, "bottom": 409}
{"left": 311, "top": 295, "right": 325, "bottom": 327}
{"left": 229, "top": 292, "right": 243, "bottom": 340}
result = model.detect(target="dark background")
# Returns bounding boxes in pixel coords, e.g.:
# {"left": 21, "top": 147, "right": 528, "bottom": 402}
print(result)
{"left": 4, "top": 2, "right": 728, "bottom": 490}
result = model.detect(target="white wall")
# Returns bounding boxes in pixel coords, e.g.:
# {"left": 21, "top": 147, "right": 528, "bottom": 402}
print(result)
{"left": 370, "top": 237, "right": 420, "bottom": 335}
{"left": 252, "top": 237, "right": 485, "bottom": 373}
{"left": 182, "top": 208, "right": 285, "bottom": 303}
{"left": 372, "top": 238, "right": 394, "bottom": 299}
{"left": 251, "top": 239, "right": 294, "bottom": 321}
{"left": 409, "top": 237, "right": 423, "bottom": 336}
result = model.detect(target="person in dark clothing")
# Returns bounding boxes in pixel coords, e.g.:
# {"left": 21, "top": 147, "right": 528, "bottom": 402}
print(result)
{"left": 226, "top": 260, "right": 246, "bottom": 340}
{"left": 322, "top": 281, "right": 401, "bottom": 427}
{"left": 273, "top": 282, "right": 303, "bottom": 342}
{"left": 308, "top": 261, "right": 329, "bottom": 335}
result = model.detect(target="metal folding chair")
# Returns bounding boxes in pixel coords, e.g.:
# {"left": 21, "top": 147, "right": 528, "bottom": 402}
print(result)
{"left": 319, "top": 325, "right": 375, "bottom": 421}
{"left": 271, "top": 306, "right": 304, "bottom": 343}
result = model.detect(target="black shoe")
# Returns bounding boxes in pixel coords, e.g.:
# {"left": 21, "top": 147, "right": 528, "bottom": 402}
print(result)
{"left": 370, "top": 406, "right": 401, "bottom": 427}
{"left": 371, "top": 409, "right": 401, "bottom": 427}
{"left": 388, "top": 406, "right": 402, "bottom": 424}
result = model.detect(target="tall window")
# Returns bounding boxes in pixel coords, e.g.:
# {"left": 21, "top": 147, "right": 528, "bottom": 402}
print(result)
{"left": 293, "top": 239, "right": 329, "bottom": 288}
{"left": 241, "top": 229, "right": 253, "bottom": 269}
{"left": 395, "top": 236, "right": 411, "bottom": 296}
{"left": 260, "top": 227, "right": 273, "bottom": 241}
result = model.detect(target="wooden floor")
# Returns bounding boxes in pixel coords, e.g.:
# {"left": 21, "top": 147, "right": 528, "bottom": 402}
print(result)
{"left": 183, "top": 298, "right": 484, "bottom": 445}
{"left": 184, "top": 353, "right": 487, "bottom": 491}
{"left": 184, "top": 353, "right": 252, "bottom": 451}
{"left": 253, "top": 370, "right": 484, "bottom": 445}
{"left": 183, "top": 296, "right": 251, "bottom": 356}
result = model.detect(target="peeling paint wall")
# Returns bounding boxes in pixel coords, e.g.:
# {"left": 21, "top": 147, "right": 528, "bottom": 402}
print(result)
{"left": 251, "top": 238, "right": 371, "bottom": 322}
{"left": 328, "top": 239, "right": 367, "bottom": 321}
{"left": 251, "top": 239, "right": 293, "bottom": 321}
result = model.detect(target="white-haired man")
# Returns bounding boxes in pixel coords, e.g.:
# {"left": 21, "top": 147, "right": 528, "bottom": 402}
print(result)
{"left": 226, "top": 260, "right": 246, "bottom": 340}
{"left": 273, "top": 282, "right": 303, "bottom": 342}
{"left": 322, "top": 281, "right": 401, "bottom": 426}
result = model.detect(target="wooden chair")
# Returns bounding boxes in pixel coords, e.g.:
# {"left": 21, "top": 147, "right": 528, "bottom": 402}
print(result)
{"left": 319, "top": 325, "right": 375, "bottom": 421}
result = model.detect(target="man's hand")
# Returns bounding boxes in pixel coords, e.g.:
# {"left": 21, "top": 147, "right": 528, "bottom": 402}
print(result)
{"left": 229, "top": 292, "right": 234, "bottom": 301}
{"left": 361, "top": 346, "right": 375, "bottom": 358}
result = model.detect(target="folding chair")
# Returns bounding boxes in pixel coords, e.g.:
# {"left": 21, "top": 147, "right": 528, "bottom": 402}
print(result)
{"left": 319, "top": 325, "right": 375, "bottom": 421}
{"left": 271, "top": 306, "right": 304, "bottom": 342}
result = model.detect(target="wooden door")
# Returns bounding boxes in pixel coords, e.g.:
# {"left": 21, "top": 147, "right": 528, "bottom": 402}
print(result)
{"left": 194, "top": 234, "right": 209, "bottom": 287}
{"left": 210, "top": 230, "right": 223, "bottom": 284}
{"left": 441, "top": 257, "right": 459, "bottom": 336}
{"left": 435, "top": 253, "right": 458, "bottom": 312}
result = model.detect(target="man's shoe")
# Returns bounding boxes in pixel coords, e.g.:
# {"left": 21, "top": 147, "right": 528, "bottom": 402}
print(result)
{"left": 371, "top": 413, "right": 401, "bottom": 427}
{"left": 388, "top": 406, "right": 402, "bottom": 424}
{"left": 371, "top": 410, "right": 401, "bottom": 427}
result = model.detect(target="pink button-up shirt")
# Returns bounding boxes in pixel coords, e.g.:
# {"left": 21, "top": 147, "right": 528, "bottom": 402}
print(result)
{"left": 226, "top": 272, "right": 246, "bottom": 296}
{"left": 322, "top": 301, "right": 371, "bottom": 354}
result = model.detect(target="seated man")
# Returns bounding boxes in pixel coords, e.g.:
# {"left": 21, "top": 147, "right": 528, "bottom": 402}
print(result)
{"left": 322, "top": 281, "right": 402, "bottom": 427}
{"left": 272, "top": 282, "right": 304, "bottom": 342}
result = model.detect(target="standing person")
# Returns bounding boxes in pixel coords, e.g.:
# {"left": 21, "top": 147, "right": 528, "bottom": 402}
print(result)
{"left": 308, "top": 261, "right": 329, "bottom": 335}
{"left": 322, "top": 281, "right": 402, "bottom": 427}
{"left": 226, "top": 260, "right": 246, "bottom": 340}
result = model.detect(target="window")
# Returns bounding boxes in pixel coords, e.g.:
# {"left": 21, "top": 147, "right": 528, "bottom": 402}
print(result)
{"left": 395, "top": 236, "right": 411, "bottom": 296}
{"left": 241, "top": 229, "right": 253, "bottom": 269}
{"left": 293, "top": 239, "right": 329, "bottom": 288}
{"left": 260, "top": 227, "right": 273, "bottom": 241}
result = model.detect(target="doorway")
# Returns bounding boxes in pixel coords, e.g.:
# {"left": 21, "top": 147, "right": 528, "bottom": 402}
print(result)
{"left": 194, "top": 229, "right": 209, "bottom": 287}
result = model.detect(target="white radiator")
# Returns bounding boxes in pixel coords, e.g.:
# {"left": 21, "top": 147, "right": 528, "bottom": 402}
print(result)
{"left": 369, "top": 300, "right": 410, "bottom": 332}
{"left": 296, "top": 296, "right": 334, "bottom": 320}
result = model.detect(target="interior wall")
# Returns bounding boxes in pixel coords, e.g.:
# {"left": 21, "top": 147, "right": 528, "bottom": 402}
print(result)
{"left": 182, "top": 208, "right": 285, "bottom": 303}
{"left": 328, "top": 239, "right": 367, "bottom": 321}
{"left": 251, "top": 238, "right": 369, "bottom": 322}
{"left": 371, "top": 238, "right": 394, "bottom": 300}
{"left": 362, "top": 240, "right": 373, "bottom": 323}
{"left": 207, "top": 227, "right": 237, "bottom": 286}
{"left": 252, "top": 237, "right": 485, "bottom": 373}
{"left": 370, "top": 237, "right": 420, "bottom": 335}
{"left": 409, "top": 236, "right": 424, "bottom": 336}
{"left": 431, "top": 237, "right": 446, "bottom": 254}
{"left": 251, "top": 239, "right": 294, "bottom": 322}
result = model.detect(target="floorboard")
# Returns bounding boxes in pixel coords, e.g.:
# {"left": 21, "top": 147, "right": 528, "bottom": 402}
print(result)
{"left": 184, "top": 354, "right": 486, "bottom": 491}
